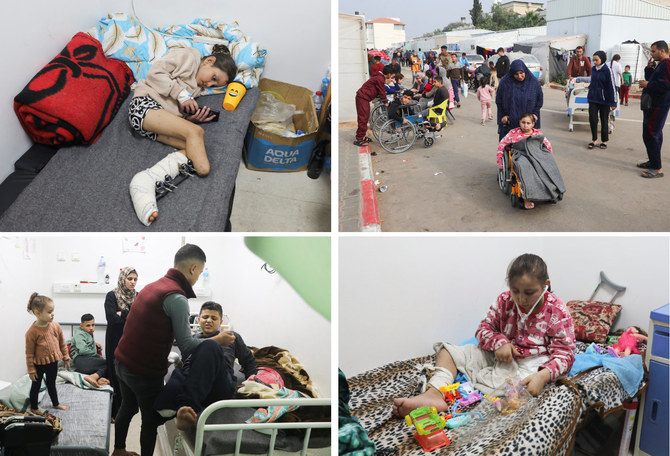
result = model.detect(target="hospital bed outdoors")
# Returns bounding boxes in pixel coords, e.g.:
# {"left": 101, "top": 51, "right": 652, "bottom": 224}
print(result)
{"left": 566, "top": 82, "right": 619, "bottom": 132}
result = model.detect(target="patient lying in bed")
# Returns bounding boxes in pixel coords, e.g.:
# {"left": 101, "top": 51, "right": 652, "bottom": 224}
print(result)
{"left": 154, "top": 301, "right": 258, "bottom": 430}
{"left": 129, "top": 45, "right": 238, "bottom": 225}
{"left": 393, "top": 253, "right": 576, "bottom": 418}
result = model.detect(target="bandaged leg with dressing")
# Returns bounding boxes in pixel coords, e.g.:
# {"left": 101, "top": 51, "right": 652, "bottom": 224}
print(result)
{"left": 392, "top": 342, "right": 549, "bottom": 418}
{"left": 129, "top": 151, "right": 187, "bottom": 226}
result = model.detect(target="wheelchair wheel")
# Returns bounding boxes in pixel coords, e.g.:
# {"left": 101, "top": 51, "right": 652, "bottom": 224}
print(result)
{"left": 372, "top": 112, "right": 388, "bottom": 141}
{"left": 379, "top": 119, "right": 416, "bottom": 154}
{"left": 497, "top": 150, "right": 510, "bottom": 194}
{"left": 423, "top": 137, "right": 434, "bottom": 148}
{"left": 370, "top": 104, "right": 386, "bottom": 127}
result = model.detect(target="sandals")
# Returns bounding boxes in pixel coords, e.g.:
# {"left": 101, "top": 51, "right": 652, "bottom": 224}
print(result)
{"left": 353, "top": 136, "right": 372, "bottom": 147}
{"left": 599, "top": 143, "right": 608, "bottom": 149}
{"left": 637, "top": 161, "right": 654, "bottom": 169}
{"left": 641, "top": 169, "right": 664, "bottom": 178}
{"left": 588, "top": 142, "right": 596, "bottom": 149}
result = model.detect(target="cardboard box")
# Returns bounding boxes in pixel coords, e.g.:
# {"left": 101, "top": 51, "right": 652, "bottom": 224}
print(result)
{"left": 243, "top": 78, "right": 318, "bottom": 172}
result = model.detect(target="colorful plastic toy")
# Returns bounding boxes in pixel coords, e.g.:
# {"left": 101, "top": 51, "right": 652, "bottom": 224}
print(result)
{"left": 484, "top": 394, "right": 503, "bottom": 412}
{"left": 405, "top": 406, "right": 450, "bottom": 451}
{"left": 445, "top": 410, "right": 484, "bottom": 429}
{"left": 456, "top": 382, "right": 483, "bottom": 407}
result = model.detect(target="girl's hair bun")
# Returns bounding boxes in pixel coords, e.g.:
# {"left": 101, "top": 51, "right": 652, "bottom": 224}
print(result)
{"left": 212, "top": 44, "right": 231, "bottom": 56}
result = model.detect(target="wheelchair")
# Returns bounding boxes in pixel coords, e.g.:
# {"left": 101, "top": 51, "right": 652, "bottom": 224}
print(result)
{"left": 377, "top": 100, "right": 447, "bottom": 154}
{"left": 497, "top": 144, "right": 524, "bottom": 208}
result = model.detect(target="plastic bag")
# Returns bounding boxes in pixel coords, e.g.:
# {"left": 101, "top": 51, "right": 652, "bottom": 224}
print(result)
{"left": 500, "top": 376, "right": 531, "bottom": 415}
{"left": 461, "top": 82, "right": 468, "bottom": 98}
{"left": 251, "top": 93, "right": 304, "bottom": 136}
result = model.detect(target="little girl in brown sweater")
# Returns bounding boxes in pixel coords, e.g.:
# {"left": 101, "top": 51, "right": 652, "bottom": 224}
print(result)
{"left": 25, "top": 293, "right": 70, "bottom": 411}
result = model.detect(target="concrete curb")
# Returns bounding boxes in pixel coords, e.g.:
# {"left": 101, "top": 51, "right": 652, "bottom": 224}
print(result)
{"left": 548, "top": 83, "right": 641, "bottom": 98}
{"left": 358, "top": 144, "right": 381, "bottom": 232}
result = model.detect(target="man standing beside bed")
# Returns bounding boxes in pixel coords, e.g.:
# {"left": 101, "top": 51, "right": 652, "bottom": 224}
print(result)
{"left": 112, "top": 244, "right": 236, "bottom": 456}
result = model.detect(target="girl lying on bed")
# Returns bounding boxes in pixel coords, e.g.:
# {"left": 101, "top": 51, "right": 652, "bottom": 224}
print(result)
{"left": 393, "top": 253, "right": 576, "bottom": 418}
{"left": 128, "top": 44, "right": 237, "bottom": 223}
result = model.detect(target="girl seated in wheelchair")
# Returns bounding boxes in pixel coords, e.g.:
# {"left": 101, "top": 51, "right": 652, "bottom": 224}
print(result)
{"left": 497, "top": 112, "right": 554, "bottom": 209}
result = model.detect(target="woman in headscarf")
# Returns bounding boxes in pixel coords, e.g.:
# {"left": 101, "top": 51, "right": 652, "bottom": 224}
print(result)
{"left": 104, "top": 267, "right": 138, "bottom": 418}
{"left": 586, "top": 50, "right": 617, "bottom": 150}
{"left": 495, "top": 59, "right": 544, "bottom": 140}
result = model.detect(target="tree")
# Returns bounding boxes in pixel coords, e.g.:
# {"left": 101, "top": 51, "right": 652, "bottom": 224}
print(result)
{"left": 470, "top": 0, "right": 484, "bottom": 27}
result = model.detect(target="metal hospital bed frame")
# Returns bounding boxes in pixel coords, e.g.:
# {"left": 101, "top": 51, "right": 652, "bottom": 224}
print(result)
{"left": 158, "top": 398, "right": 331, "bottom": 456}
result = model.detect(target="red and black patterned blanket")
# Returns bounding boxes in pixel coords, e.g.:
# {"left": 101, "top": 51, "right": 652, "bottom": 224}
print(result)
{"left": 13, "top": 32, "right": 134, "bottom": 146}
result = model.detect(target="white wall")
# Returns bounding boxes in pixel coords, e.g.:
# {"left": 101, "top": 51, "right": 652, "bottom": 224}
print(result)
{"left": 0, "top": 0, "right": 330, "bottom": 184}
{"left": 339, "top": 14, "right": 368, "bottom": 123}
{"left": 0, "top": 235, "right": 331, "bottom": 395}
{"left": 339, "top": 236, "right": 670, "bottom": 377}
{"left": 547, "top": 13, "right": 670, "bottom": 58}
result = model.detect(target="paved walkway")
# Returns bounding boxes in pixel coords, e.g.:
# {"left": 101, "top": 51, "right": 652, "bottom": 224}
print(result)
{"left": 339, "top": 68, "right": 670, "bottom": 232}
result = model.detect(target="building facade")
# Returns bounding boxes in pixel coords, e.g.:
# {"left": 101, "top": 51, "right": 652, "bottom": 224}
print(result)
{"left": 365, "top": 17, "right": 406, "bottom": 50}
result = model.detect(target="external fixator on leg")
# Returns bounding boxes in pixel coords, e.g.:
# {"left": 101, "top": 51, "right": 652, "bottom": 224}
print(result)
{"left": 129, "top": 151, "right": 196, "bottom": 226}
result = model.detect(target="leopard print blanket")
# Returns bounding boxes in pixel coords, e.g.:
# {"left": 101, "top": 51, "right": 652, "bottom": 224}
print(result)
{"left": 348, "top": 342, "right": 646, "bottom": 456}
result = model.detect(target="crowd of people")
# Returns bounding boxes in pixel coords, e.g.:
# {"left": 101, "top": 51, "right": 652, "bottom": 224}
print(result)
{"left": 356, "top": 40, "right": 669, "bottom": 187}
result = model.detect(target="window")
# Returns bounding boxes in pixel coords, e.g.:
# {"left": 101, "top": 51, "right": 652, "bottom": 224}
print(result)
{"left": 366, "top": 24, "right": 373, "bottom": 30}
{"left": 394, "top": 24, "right": 404, "bottom": 30}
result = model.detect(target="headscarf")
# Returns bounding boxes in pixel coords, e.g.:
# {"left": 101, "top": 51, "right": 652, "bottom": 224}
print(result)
{"left": 114, "top": 266, "right": 138, "bottom": 312}
{"left": 496, "top": 59, "right": 543, "bottom": 133}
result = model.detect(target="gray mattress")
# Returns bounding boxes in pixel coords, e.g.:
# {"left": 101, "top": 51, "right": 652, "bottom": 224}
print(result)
{"left": 0, "top": 88, "right": 259, "bottom": 231}
{"left": 42, "top": 383, "right": 112, "bottom": 456}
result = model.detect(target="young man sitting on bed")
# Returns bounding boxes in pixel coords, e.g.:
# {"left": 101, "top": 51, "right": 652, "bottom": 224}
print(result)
{"left": 154, "top": 301, "right": 258, "bottom": 430}
{"left": 70, "top": 313, "right": 111, "bottom": 388}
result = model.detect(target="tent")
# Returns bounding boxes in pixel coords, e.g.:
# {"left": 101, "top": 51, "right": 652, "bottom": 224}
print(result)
{"left": 513, "top": 34, "right": 586, "bottom": 84}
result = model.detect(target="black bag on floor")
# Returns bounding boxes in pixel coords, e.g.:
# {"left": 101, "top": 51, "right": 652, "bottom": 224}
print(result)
{"left": 0, "top": 416, "right": 55, "bottom": 456}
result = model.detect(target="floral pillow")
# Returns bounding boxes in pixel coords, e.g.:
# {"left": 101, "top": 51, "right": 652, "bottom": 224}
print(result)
{"left": 566, "top": 300, "right": 622, "bottom": 344}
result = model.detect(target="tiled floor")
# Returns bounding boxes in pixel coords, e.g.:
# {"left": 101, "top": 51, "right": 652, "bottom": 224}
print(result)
{"left": 230, "top": 163, "right": 331, "bottom": 232}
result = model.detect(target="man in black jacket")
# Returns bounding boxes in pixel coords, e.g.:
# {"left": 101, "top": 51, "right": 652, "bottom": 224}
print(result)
{"left": 495, "top": 47, "right": 510, "bottom": 79}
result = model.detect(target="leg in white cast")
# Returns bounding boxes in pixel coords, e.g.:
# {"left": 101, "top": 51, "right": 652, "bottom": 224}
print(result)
{"left": 129, "top": 151, "right": 188, "bottom": 226}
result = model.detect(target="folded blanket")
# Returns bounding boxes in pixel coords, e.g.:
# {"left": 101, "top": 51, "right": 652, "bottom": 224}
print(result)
{"left": 14, "top": 32, "right": 134, "bottom": 146}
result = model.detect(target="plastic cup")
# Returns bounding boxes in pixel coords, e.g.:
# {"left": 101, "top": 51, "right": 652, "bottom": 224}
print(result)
{"left": 222, "top": 81, "right": 247, "bottom": 111}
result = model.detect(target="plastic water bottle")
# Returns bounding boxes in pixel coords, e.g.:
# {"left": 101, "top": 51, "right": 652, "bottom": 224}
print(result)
{"left": 312, "top": 91, "right": 323, "bottom": 111}
{"left": 202, "top": 267, "right": 210, "bottom": 287}
{"left": 97, "top": 256, "right": 106, "bottom": 283}
{"left": 321, "top": 77, "right": 330, "bottom": 96}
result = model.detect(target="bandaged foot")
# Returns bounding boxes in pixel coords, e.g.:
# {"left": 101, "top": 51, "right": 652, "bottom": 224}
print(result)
{"left": 393, "top": 387, "right": 449, "bottom": 418}
{"left": 392, "top": 366, "right": 453, "bottom": 417}
{"left": 129, "top": 151, "right": 188, "bottom": 226}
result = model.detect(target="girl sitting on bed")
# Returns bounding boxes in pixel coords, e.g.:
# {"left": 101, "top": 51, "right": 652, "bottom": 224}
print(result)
{"left": 128, "top": 45, "right": 237, "bottom": 219}
{"left": 393, "top": 253, "right": 576, "bottom": 418}
{"left": 25, "top": 293, "right": 71, "bottom": 412}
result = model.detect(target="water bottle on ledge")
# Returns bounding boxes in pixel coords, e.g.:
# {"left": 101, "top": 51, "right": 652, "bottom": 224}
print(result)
{"left": 97, "top": 256, "right": 106, "bottom": 283}
{"left": 313, "top": 91, "right": 323, "bottom": 117}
